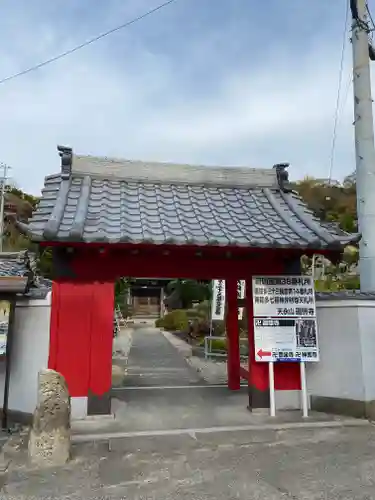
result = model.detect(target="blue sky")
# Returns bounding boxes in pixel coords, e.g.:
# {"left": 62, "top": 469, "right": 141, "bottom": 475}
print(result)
{"left": 0, "top": 0, "right": 369, "bottom": 194}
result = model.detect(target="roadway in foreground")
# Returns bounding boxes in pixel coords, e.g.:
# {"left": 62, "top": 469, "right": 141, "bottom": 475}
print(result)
{"left": 3, "top": 424, "right": 375, "bottom": 498}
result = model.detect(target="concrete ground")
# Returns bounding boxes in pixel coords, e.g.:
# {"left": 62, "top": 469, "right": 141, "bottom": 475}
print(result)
{"left": 3, "top": 326, "right": 375, "bottom": 497}
{"left": 3, "top": 424, "right": 375, "bottom": 498}
{"left": 73, "top": 326, "right": 366, "bottom": 438}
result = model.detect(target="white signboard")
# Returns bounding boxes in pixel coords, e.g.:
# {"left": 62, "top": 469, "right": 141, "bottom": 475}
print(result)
{"left": 211, "top": 280, "right": 225, "bottom": 320}
{"left": 252, "top": 276, "right": 319, "bottom": 363}
{"left": 253, "top": 276, "right": 316, "bottom": 318}
{"left": 237, "top": 280, "right": 245, "bottom": 320}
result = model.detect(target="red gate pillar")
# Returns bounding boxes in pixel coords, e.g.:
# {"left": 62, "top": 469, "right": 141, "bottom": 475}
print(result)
{"left": 49, "top": 280, "right": 114, "bottom": 415}
{"left": 226, "top": 278, "right": 241, "bottom": 390}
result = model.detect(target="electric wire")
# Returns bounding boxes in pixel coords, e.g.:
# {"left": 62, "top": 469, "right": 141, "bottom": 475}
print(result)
{"left": 328, "top": 0, "right": 350, "bottom": 184}
{"left": 341, "top": 72, "right": 353, "bottom": 117}
{"left": 0, "top": 0, "right": 178, "bottom": 86}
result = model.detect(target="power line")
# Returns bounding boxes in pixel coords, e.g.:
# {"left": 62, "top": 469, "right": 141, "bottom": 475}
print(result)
{"left": 328, "top": 0, "right": 350, "bottom": 184}
{"left": 341, "top": 71, "right": 353, "bottom": 113}
{"left": 0, "top": 0, "right": 179, "bottom": 86}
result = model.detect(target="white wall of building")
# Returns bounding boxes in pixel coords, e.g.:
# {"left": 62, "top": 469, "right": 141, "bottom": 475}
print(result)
{"left": 5, "top": 293, "right": 52, "bottom": 418}
{"left": 3, "top": 291, "right": 374, "bottom": 423}
{"left": 0, "top": 292, "right": 88, "bottom": 422}
{"left": 307, "top": 298, "right": 375, "bottom": 417}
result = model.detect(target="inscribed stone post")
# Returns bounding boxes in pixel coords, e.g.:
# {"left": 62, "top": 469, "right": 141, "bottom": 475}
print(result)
{"left": 28, "top": 369, "right": 71, "bottom": 466}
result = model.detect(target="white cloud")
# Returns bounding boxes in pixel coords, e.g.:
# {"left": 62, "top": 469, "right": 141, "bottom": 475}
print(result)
{"left": 0, "top": 0, "right": 363, "bottom": 194}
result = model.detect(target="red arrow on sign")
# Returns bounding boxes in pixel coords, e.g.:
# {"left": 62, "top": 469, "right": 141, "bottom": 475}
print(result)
{"left": 257, "top": 349, "right": 272, "bottom": 359}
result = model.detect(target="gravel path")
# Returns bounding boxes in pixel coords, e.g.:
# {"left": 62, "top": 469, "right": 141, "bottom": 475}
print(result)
{"left": 4, "top": 425, "right": 375, "bottom": 498}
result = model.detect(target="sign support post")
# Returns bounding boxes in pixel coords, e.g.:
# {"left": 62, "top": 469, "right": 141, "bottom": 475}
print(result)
{"left": 300, "top": 361, "right": 309, "bottom": 418}
{"left": 268, "top": 361, "right": 276, "bottom": 417}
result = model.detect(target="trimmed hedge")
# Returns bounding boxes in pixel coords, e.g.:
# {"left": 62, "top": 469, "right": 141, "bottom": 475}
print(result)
{"left": 155, "top": 301, "right": 249, "bottom": 341}
{"left": 155, "top": 309, "right": 189, "bottom": 331}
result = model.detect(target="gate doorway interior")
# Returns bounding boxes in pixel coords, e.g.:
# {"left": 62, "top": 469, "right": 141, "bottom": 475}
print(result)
{"left": 132, "top": 295, "right": 159, "bottom": 317}
{"left": 16, "top": 146, "right": 357, "bottom": 418}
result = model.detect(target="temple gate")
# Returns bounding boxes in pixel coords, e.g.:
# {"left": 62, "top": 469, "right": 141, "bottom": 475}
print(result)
{"left": 16, "top": 147, "right": 356, "bottom": 416}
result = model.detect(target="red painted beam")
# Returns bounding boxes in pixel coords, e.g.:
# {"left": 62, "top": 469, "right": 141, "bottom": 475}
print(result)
{"left": 71, "top": 250, "right": 283, "bottom": 281}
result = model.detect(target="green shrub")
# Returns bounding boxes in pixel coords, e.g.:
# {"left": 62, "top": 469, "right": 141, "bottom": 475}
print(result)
{"left": 162, "top": 310, "right": 188, "bottom": 331}
{"left": 155, "top": 317, "right": 164, "bottom": 328}
{"left": 341, "top": 276, "right": 360, "bottom": 290}
{"left": 198, "top": 334, "right": 248, "bottom": 355}
{"left": 211, "top": 320, "right": 225, "bottom": 336}
{"left": 185, "top": 308, "right": 205, "bottom": 319}
{"left": 201, "top": 338, "right": 227, "bottom": 352}
{"left": 196, "top": 300, "right": 211, "bottom": 317}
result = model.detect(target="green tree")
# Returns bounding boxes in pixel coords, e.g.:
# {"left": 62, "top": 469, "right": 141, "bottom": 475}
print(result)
{"left": 165, "top": 279, "right": 211, "bottom": 310}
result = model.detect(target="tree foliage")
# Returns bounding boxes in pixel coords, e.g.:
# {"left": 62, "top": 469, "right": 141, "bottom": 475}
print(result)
{"left": 292, "top": 173, "right": 357, "bottom": 233}
{"left": 164, "top": 279, "right": 212, "bottom": 310}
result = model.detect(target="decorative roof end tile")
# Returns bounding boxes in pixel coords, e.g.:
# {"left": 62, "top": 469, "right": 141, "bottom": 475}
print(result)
{"left": 273, "top": 163, "right": 293, "bottom": 193}
{"left": 57, "top": 145, "right": 73, "bottom": 180}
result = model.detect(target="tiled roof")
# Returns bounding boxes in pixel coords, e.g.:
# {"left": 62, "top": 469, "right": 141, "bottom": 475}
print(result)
{"left": 316, "top": 290, "right": 375, "bottom": 301}
{"left": 17, "top": 146, "right": 360, "bottom": 250}
{"left": 0, "top": 251, "right": 36, "bottom": 293}
{"left": 0, "top": 251, "right": 34, "bottom": 278}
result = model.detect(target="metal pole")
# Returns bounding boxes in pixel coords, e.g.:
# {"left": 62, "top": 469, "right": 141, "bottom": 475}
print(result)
{"left": 268, "top": 361, "right": 276, "bottom": 417}
{"left": 300, "top": 361, "right": 309, "bottom": 418}
{"left": 351, "top": 0, "right": 375, "bottom": 292}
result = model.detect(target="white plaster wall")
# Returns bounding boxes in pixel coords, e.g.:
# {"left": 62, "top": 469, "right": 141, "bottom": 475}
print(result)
{"left": 71, "top": 397, "right": 88, "bottom": 420}
{"left": 276, "top": 389, "right": 310, "bottom": 410}
{"left": 358, "top": 306, "right": 375, "bottom": 402}
{"left": 0, "top": 293, "right": 88, "bottom": 421}
{"left": 307, "top": 300, "right": 375, "bottom": 403}
{"left": 5, "top": 293, "right": 52, "bottom": 415}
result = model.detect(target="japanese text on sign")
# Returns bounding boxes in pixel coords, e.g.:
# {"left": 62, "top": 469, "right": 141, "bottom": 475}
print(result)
{"left": 253, "top": 276, "right": 316, "bottom": 318}
{"left": 237, "top": 280, "right": 245, "bottom": 320}
{"left": 211, "top": 280, "right": 225, "bottom": 320}
{"left": 252, "top": 276, "right": 319, "bottom": 362}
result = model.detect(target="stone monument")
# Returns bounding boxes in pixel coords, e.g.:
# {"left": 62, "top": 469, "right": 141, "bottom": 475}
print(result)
{"left": 28, "top": 369, "right": 71, "bottom": 466}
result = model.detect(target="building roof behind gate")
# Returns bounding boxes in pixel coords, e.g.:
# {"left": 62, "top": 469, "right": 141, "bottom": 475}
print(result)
{"left": 16, "top": 146, "right": 360, "bottom": 250}
{"left": 0, "top": 251, "right": 35, "bottom": 293}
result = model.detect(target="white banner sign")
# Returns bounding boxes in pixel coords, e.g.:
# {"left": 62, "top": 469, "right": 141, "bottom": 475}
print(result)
{"left": 211, "top": 280, "right": 225, "bottom": 320}
{"left": 237, "top": 280, "right": 245, "bottom": 320}
{"left": 252, "top": 276, "right": 319, "bottom": 363}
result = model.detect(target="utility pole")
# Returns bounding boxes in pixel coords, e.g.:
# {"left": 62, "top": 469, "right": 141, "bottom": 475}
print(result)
{"left": 351, "top": 0, "right": 375, "bottom": 292}
{"left": 0, "top": 163, "right": 11, "bottom": 253}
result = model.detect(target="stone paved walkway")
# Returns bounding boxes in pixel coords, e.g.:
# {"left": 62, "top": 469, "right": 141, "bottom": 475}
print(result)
{"left": 118, "top": 327, "right": 203, "bottom": 387}
{"left": 160, "top": 329, "right": 230, "bottom": 385}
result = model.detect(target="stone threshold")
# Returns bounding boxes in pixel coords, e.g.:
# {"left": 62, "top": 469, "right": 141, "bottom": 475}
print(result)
{"left": 71, "top": 418, "right": 371, "bottom": 443}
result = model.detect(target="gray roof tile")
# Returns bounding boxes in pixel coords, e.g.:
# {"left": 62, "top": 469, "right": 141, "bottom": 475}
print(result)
{"left": 316, "top": 290, "right": 373, "bottom": 301}
{"left": 17, "top": 149, "right": 360, "bottom": 250}
{"left": 0, "top": 251, "right": 38, "bottom": 293}
{"left": 0, "top": 251, "right": 34, "bottom": 278}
